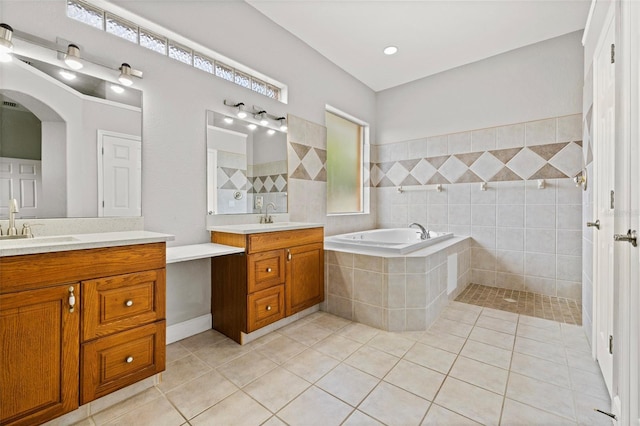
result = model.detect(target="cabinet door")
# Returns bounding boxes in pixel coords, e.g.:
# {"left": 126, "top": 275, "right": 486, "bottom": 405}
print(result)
{"left": 286, "top": 243, "right": 324, "bottom": 316}
{"left": 0, "top": 284, "right": 79, "bottom": 426}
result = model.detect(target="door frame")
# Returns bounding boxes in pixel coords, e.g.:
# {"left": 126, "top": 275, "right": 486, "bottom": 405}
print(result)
{"left": 614, "top": 0, "right": 639, "bottom": 423}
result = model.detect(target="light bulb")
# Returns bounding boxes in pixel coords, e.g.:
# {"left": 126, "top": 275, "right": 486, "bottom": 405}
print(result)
{"left": 383, "top": 46, "right": 398, "bottom": 55}
{"left": 237, "top": 110, "right": 247, "bottom": 119}
{"left": 260, "top": 118, "right": 269, "bottom": 126}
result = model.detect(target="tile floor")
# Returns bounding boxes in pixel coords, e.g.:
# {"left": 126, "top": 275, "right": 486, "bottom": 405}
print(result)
{"left": 456, "top": 284, "right": 582, "bottom": 326}
{"left": 74, "top": 303, "right": 611, "bottom": 425}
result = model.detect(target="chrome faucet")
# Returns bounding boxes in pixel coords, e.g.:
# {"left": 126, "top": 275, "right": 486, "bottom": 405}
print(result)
{"left": 409, "top": 222, "right": 429, "bottom": 240}
{"left": 261, "top": 202, "right": 276, "bottom": 224}
{"left": 8, "top": 198, "right": 19, "bottom": 236}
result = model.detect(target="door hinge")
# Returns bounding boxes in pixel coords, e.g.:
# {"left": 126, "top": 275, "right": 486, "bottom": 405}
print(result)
{"left": 610, "top": 190, "right": 615, "bottom": 209}
{"left": 609, "top": 335, "right": 613, "bottom": 354}
{"left": 611, "top": 43, "right": 615, "bottom": 63}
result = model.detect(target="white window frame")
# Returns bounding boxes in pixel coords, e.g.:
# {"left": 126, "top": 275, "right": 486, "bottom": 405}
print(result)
{"left": 325, "top": 105, "right": 370, "bottom": 216}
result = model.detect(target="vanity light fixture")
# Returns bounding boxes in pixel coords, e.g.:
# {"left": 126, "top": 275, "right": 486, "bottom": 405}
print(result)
{"left": 277, "top": 117, "right": 287, "bottom": 131}
{"left": 224, "top": 100, "right": 248, "bottom": 118}
{"left": 118, "top": 63, "right": 134, "bottom": 86}
{"left": 110, "top": 84, "right": 125, "bottom": 94}
{"left": 117, "top": 63, "right": 143, "bottom": 87}
{"left": 64, "top": 44, "right": 83, "bottom": 70}
{"left": 254, "top": 110, "right": 269, "bottom": 126}
{"left": 59, "top": 69, "right": 76, "bottom": 80}
{"left": 0, "top": 23, "right": 14, "bottom": 63}
{"left": 247, "top": 123, "right": 257, "bottom": 131}
{"left": 383, "top": 46, "right": 398, "bottom": 55}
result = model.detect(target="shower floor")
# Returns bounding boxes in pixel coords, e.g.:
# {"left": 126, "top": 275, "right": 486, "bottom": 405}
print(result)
{"left": 455, "top": 283, "right": 582, "bottom": 326}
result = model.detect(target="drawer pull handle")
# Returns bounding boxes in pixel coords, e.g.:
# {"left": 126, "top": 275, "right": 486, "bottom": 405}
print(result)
{"left": 266, "top": 305, "right": 272, "bottom": 311}
{"left": 68, "top": 286, "right": 76, "bottom": 313}
{"left": 125, "top": 300, "right": 134, "bottom": 307}
{"left": 126, "top": 356, "right": 134, "bottom": 363}
{"left": 266, "top": 267, "right": 272, "bottom": 272}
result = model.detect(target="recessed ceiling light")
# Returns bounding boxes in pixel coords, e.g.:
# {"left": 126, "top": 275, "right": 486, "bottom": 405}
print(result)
{"left": 383, "top": 46, "right": 398, "bottom": 55}
{"left": 59, "top": 70, "right": 76, "bottom": 80}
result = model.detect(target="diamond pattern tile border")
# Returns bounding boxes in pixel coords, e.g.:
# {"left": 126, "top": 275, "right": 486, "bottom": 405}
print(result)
{"left": 373, "top": 141, "right": 582, "bottom": 188}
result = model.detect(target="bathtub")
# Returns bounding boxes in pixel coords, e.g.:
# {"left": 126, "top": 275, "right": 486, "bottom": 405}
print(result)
{"left": 324, "top": 228, "right": 453, "bottom": 254}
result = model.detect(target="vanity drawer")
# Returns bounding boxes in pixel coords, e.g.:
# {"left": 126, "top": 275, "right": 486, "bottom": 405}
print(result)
{"left": 247, "top": 250, "right": 285, "bottom": 292}
{"left": 247, "top": 227, "right": 324, "bottom": 253}
{"left": 247, "top": 285, "right": 284, "bottom": 332}
{"left": 82, "top": 270, "right": 166, "bottom": 341}
{"left": 81, "top": 321, "right": 165, "bottom": 404}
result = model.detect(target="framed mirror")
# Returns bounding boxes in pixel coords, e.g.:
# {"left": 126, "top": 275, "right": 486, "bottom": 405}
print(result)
{"left": 206, "top": 110, "right": 287, "bottom": 215}
{"left": 0, "top": 55, "right": 142, "bottom": 219}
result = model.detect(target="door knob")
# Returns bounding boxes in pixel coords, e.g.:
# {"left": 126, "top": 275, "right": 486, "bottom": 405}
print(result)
{"left": 587, "top": 220, "right": 600, "bottom": 230}
{"left": 614, "top": 230, "right": 637, "bottom": 247}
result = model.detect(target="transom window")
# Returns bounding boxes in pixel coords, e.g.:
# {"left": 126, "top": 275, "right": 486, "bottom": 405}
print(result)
{"left": 66, "top": 0, "right": 285, "bottom": 102}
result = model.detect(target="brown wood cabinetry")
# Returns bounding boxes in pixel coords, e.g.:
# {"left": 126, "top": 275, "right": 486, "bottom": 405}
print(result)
{"left": 211, "top": 227, "right": 324, "bottom": 343}
{"left": 0, "top": 243, "right": 166, "bottom": 425}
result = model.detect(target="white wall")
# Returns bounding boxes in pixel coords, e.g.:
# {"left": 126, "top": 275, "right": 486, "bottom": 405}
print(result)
{"left": 376, "top": 31, "right": 584, "bottom": 144}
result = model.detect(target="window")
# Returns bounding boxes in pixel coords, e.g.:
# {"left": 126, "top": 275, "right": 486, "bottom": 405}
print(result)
{"left": 66, "top": 0, "right": 285, "bottom": 102}
{"left": 326, "top": 109, "right": 368, "bottom": 214}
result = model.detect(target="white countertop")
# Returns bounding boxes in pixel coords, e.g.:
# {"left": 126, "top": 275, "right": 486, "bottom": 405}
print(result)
{"left": 207, "top": 222, "right": 324, "bottom": 235}
{"left": 0, "top": 231, "right": 174, "bottom": 257}
{"left": 166, "top": 243, "right": 244, "bottom": 263}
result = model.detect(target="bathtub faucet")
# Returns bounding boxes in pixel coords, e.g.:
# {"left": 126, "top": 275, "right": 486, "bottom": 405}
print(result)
{"left": 409, "top": 223, "right": 430, "bottom": 240}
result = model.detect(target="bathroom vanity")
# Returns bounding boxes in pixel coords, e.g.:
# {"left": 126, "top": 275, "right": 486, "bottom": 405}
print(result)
{"left": 209, "top": 223, "right": 324, "bottom": 344}
{"left": 0, "top": 232, "right": 171, "bottom": 426}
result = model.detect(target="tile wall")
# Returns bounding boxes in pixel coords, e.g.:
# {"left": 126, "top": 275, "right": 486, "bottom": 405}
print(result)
{"left": 325, "top": 238, "right": 471, "bottom": 332}
{"left": 374, "top": 114, "right": 584, "bottom": 300}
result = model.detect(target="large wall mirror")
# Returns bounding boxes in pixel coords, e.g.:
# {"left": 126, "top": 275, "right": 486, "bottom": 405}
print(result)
{"left": 206, "top": 110, "right": 287, "bottom": 215}
{"left": 0, "top": 54, "right": 142, "bottom": 219}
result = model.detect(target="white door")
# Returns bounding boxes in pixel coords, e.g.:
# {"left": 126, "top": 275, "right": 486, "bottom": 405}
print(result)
{"left": 0, "top": 157, "right": 42, "bottom": 219}
{"left": 593, "top": 8, "right": 615, "bottom": 396}
{"left": 98, "top": 131, "right": 141, "bottom": 217}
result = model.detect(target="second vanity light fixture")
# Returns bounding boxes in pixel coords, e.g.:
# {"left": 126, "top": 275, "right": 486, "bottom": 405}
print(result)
{"left": 223, "top": 99, "right": 287, "bottom": 131}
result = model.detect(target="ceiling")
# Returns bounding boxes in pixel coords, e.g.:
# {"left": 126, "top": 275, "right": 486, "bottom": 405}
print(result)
{"left": 245, "top": 0, "right": 591, "bottom": 92}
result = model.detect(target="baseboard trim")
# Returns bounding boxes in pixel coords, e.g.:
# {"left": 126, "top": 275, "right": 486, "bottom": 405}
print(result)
{"left": 166, "top": 314, "right": 212, "bottom": 344}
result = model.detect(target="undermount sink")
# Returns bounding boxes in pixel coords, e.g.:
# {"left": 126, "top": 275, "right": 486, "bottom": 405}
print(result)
{"left": 0, "top": 235, "right": 80, "bottom": 245}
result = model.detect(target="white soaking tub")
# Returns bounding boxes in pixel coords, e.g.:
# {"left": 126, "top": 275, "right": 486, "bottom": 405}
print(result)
{"left": 324, "top": 228, "right": 453, "bottom": 254}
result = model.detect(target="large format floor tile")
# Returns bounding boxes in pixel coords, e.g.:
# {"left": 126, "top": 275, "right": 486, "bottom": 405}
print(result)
{"left": 77, "top": 300, "right": 611, "bottom": 426}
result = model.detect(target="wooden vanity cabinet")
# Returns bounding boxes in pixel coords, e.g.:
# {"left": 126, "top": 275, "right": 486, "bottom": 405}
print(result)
{"left": 211, "top": 227, "right": 324, "bottom": 343}
{"left": 0, "top": 243, "right": 166, "bottom": 426}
